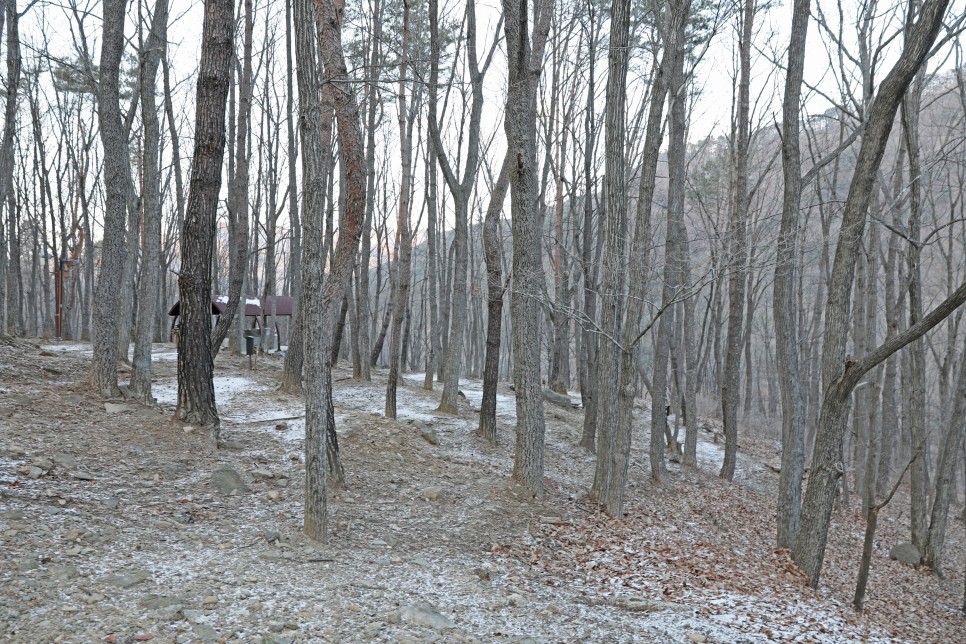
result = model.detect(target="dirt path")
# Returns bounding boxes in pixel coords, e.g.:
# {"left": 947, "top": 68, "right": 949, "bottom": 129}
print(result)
{"left": 1, "top": 340, "right": 964, "bottom": 642}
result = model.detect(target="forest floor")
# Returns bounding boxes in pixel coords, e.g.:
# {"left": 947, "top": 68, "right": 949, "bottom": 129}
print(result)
{"left": 0, "top": 338, "right": 964, "bottom": 643}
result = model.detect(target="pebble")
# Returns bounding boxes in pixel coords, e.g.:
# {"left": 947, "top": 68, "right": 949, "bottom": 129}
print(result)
{"left": 686, "top": 635, "right": 707, "bottom": 644}
{"left": 507, "top": 593, "right": 526, "bottom": 607}
{"left": 202, "top": 595, "right": 218, "bottom": 607}
{"left": 423, "top": 486, "right": 443, "bottom": 501}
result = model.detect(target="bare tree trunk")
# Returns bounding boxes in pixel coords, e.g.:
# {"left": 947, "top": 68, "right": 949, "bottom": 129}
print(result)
{"left": 900, "top": 57, "right": 930, "bottom": 557}
{"left": 479, "top": 156, "right": 511, "bottom": 443}
{"left": 89, "top": 0, "right": 129, "bottom": 398}
{"left": 211, "top": 0, "right": 253, "bottom": 356}
{"left": 0, "top": 0, "right": 20, "bottom": 336}
{"left": 130, "top": 0, "right": 169, "bottom": 403}
{"left": 792, "top": 0, "right": 951, "bottom": 588}
{"left": 385, "top": 0, "right": 412, "bottom": 419}
{"left": 503, "top": 0, "right": 547, "bottom": 497}
{"left": 720, "top": 0, "right": 754, "bottom": 482}
{"left": 774, "top": 0, "right": 810, "bottom": 548}
{"left": 177, "top": 0, "right": 233, "bottom": 434}
{"left": 924, "top": 345, "right": 966, "bottom": 575}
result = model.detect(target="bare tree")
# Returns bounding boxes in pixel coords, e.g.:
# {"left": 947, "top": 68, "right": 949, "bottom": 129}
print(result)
{"left": 176, "top": 0, "right": 235, "bottom": 432}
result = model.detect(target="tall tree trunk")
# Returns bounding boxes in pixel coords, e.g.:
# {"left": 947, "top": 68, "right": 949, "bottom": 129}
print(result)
{"left": 176, "top": 0, "right": 234, "bottom": 432}
{"left": 792, "top": 0, "right": 951, "bottom": 588}
{"left": 720, "top": 0, "right": 754, "bottom": 482}
{"left": 211, "top": 0, "right": 254, "bottom": 356}
{"left": 0, "top": 0, "right": 20, "bottom": 336}
{"left": 385, "top": 0, "right": 412, "bottom": 419}
{"left": 130, "top": 0, "right": 170, "bottom": 403}
{"left": 503, "top": 0, "right": 547, "bottom": 497}
{"left": 89, "top": 0, "right": 129, "bottom": 398}
{"left": 774, "top": 0, "right": 810, "bottom": 549}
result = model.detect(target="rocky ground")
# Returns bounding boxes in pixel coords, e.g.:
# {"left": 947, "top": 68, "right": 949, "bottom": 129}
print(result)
{"left": 0, "top": 338, "right": 964, "bottom": 643}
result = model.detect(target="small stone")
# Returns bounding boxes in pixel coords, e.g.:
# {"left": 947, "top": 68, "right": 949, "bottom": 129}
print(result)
{"left": 101, "top": 568, "right": 152, "bottom": 589}
{"left": 412, "top": 557, "right": 432, "bottom": 569}
{"left": 422, "top": 486, "right": 443, "bottom": 501}
{"left": 202, "top": 595, "right": 218, "bottom": 607}
{"left": 48, "top": 565, "right": 79, "bottom": 580}
{"left": 268, "top": 623, "right": 285, "bottom": 633}
{"left": 139, "top": 594, "right": 184, "bottom": 610}
{"left": 507, "top": 593, "right": 526, "bottom": 607}
{"left": 397, "top": 602, "right": 454, "bottom": 629}
{"left": 182, "top": 426, "right": 195, "bottom": 434}
{"left": 52, "top": 453, "right": 78, "bottom": 469}
{"left": 686, "top": 635, "right": 707, "bottom": 643}
{"left": 264, "top": 530, "right": 281, "bottom": 543}
{"left": 274, "top": 423, "right": 288, "bottom": 431}
{"left": 20, "top": 466, "right": 45, "bottom": 479}
{"left": 420, "top": 429, "right": 439, "bottom": 446}
{"left": 182, "top": 609, "right": 205, "bottom": 622}
{"left": 267, "top": 489, "right": 280, "bottom": 502}
{"left": 5, "top": 444, "right": 27, "bottom": 457}
{"left": 71, "top": 471, "right": 96, "bottom": 481}
{"left": 211, "top": 467, "right": 248, "bottom": 495}
{"left": 252, "top": 469, "right": 274, "bottom": 480}
{"left": 104, "top": 402, "right": 130, "bottom": 414}
{"left": 218, "top": 439, "right": 244, "bottom": 450}
{"left": 191, "top": 623, "right": 218, "bottom": 642}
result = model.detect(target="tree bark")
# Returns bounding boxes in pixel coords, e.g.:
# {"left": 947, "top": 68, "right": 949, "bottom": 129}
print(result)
{"left": 130, "top": 0, "right": 170, "bottom": 403}
{"left": 503, "top": 0, "right": 547, "bottom": 497}
{"left": 385, "top": 0, "right": 413, "bottom": 419}
{"left": 211, "top": 0, "right": 254, "bottom": 356}
{"left": 774, "top": 0, "right": 810, "bottom": 549}
{"left": 720, "top": 0, "right": 754, "bottom": 482}
{"left": 89, "top": 0, "right": 129, "bottom": 398}
{"left": 176, "top": 0, "right": 234, "bottom": 432}
{"left": 792, "top": 0, "right": 951, "bottom": 588}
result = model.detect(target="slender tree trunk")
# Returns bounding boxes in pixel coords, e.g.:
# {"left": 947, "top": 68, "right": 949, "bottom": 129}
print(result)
{"left": 0, "top": 0, "right": 20, "bottom": 336}
{"left": 479, "top": 156, "right": 511, "bottom": 443}
{"left": 385, "top": 0, "right": 412, "bottom": 419}
{"left": 774, "top": 0, "right": 810, "bottom": 549}
{"left": 211, "top": 0, "right": 254, "bottom": 355}
{"left": 130, "top": 0, "right": 170, "bottom": 403}
{"left": 720, "top": 0, "right": 754, "bottom": 482}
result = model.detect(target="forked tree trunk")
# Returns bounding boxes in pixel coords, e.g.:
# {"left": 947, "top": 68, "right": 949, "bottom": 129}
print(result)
{"left": 177, "top": 0, "right": 233, "bottom": 432}
{"left": 792, "top": 0, "right": 951, "bottom": 588}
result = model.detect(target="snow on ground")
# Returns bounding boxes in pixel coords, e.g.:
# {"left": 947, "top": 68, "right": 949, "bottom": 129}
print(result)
{"left": 2, "top": 341, "right": 964, "bottom": 643}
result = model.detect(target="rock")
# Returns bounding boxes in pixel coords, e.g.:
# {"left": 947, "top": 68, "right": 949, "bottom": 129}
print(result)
{"left": 1, "top": 509, "right": 25, "bottom": 520}
{"left": 420, "top": 429, "right": 439, "bottom": 446}
{"left": 889, "top": 542, "right": 921, "bottom": 566}
{"left": 5, "top": 444, "right": 26, "bottom": 457}
{"left": 507, "top": 593, "right": 526, "bottom": 607}
{"left": 395, "top": 602, "right": 454, "bottom": 629}
{"left": 202, "top": 595, "right": 218, "bottom": 607}
{"left": 139, "top": 594, "right": 185, "bottom": 610}
{"left": 412, "top": 557, "right": 432, "bottom": 569}
{"left": 101, "top": 569, "right": 152, "bottom": 589}
{"left": 472, "top": 568, "right": 490, "bottom": 582}
{"left": 267, "top": 489, "right": 281, "bottom": 502}
{"left": 686, "top": 635, "right": 707, "bottom": 643}
{"left": 192, "top": 623, "right": 218, "bottom": 642}
{"left": 32, "top": 457, "right": 54, "bottom": 471}
{"left": 422, "top": 486, "right": 443, "bottom": 501}
{"left": 252, "top": 469, "right": 274, "bottom": 480}
{"left": 47, "top": 565, "right": 79, "bottom": 580}
{"left": 71, "top": 471, "right": 96, "bottom": 481}
{"left": 52, "top": 453, "right": 78, "bottom": 469}
{"left": 19, "top": 466, "right": 45, "bottom": 479}
{"left": 211, "top": 467, "right": 248, "bottom": 495}
{"left": 264, "top": 530, "right": 281, "bottom": 543}
{"left": 541, "top": 388, "right": 574, "bottom": 409}
{"left": 104, "top": 402, "right": 130, "bottom": 414}
{"left": 218, "top": 439, "right": 245, "bottom": 450}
